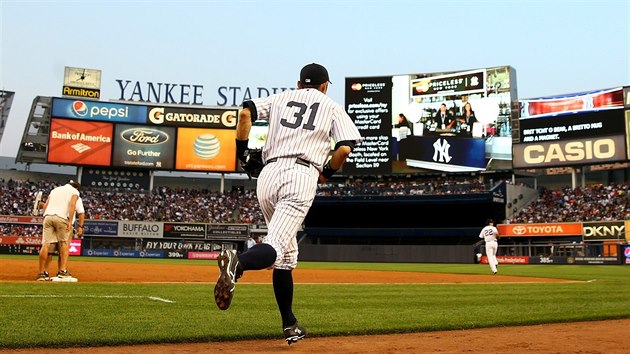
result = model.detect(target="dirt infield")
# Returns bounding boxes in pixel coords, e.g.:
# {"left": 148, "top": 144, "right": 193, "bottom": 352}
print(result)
{"left": 1, "top": 258, "right": 628, "bottom": 353}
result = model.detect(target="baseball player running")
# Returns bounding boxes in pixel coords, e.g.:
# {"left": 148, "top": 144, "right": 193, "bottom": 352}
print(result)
{"left": 479, "top": 218, "right": 500, "bottom": 274}
{"left": 214, "top": 63, "right": 363, "bottom": 345}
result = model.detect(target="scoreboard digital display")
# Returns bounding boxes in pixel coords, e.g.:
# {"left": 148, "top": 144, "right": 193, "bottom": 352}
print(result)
{"left": 47, "top": 97, "right": 239, "bottom": 173}
{"left": 513, "top": 87, "right": 626, "bottom": 169}
{"left": 344, "top": 65, "right": 518, "bottom": 174}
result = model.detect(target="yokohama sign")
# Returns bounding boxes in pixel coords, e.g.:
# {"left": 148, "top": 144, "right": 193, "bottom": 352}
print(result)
{"left": 498, "top": 222, "right": 582, "bottom": 237}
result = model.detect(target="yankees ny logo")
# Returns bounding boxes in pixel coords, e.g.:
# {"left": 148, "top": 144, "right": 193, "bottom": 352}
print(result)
{"left": 432, "top": 138, "right": 452, "bottom": 163}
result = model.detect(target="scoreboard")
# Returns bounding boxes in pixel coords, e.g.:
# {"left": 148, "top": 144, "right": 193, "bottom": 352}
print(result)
{"left": 47, "top": 97, "right": 239, "bottom": 173}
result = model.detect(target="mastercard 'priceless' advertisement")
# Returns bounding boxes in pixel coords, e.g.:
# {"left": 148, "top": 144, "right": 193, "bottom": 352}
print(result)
{"left": 48, "top": 118, "right": 113, "bottom": 166}
{"left": 175, "top": 128, "right": 237, "bottom": 172}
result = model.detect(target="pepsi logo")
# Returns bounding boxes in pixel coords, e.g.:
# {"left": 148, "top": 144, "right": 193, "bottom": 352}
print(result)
{"left": 72, "top": 101, "right": 88, "bottom": 116}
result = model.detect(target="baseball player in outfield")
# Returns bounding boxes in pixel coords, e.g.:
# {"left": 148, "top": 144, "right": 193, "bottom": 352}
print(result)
{"left": 214, "top": 63, "right": 363, "bottom": 345}
{"left": 479, "top": 218, "right": 500, "bottom": 274}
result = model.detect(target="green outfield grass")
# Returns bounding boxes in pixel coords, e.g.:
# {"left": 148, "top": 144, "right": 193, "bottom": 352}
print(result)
{"left": 1, "top": 255, "right": 630, "bottom": 349}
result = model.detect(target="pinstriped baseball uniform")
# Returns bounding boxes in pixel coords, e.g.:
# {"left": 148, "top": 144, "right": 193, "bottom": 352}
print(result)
{"left": 479, "top": 221, "right": 500, "bottom": 274}
{"left": 248, "top": 88, "right": 362, "bottom": 270}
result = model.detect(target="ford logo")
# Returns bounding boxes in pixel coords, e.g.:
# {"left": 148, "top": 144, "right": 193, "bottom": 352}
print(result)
{"left": 121, "top": 128, "right": 169, "bottom": 145}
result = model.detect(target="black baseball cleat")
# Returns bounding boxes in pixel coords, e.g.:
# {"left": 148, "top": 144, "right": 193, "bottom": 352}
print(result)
{"left": 214, "top": 249, "right": 241, "bottom": 310}
{"left": 283, "top": 322, "right": 307, "bottom": 345}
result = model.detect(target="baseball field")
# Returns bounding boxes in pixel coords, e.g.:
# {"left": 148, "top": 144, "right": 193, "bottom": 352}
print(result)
{"left": 1, "top": 255, "right": 630, "bottom": 353}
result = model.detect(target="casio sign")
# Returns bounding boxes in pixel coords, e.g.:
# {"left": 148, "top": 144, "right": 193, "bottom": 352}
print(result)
{"left": 524, "top": 139, "right": 615, "bottom": 164}
{"left": 121, "top": 128, "right": 169, "bottom": 145}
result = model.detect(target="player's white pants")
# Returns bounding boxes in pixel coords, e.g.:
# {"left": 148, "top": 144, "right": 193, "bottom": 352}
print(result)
{"left": 256, "top": 158, "right": 319, "bottom": 270}
{"left": 485, "top": 241, "right": 499, "bottom": 273}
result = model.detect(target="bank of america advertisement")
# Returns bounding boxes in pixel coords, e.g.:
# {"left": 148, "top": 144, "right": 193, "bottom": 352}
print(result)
{"left": 47, "top": 118, "right": 113, "bottom": 166}
{"left": 112, "top": 124, "right": 176, "bottom": 169}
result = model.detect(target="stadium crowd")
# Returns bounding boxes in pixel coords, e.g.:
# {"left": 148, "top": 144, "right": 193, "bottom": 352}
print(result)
{"left": 509, "top": 183, "right": 630, "bottom": 223}
{"left": 1, "top": 177, "right": 629, "bottom": 232}
{"left": 0, "top": 175, "right": 493, "bottom": 224}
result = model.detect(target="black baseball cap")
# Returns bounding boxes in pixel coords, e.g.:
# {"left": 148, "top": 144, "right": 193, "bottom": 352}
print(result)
{"left": 300, "top": 63, "right": 331, "bottom": 85}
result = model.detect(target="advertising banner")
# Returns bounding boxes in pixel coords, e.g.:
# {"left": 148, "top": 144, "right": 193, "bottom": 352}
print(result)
{"left": 112, "top": 250, "right": 140, "bottom": 257}
{"left": 512, "top": 135, "right": 626, "bottom": 169}
{"left": 175, "top": 127, "right": 237, "bottom": 172}
{"left": 84, "top": 220, "right": 119, "bottom": 237}
{"left": 47, "top": 118, "right": 113, "bottom": 166}
{"left": 410, "top": 70, "right": 486, "bottom": 97}
{"left": 206, "top": 224, "right": 249, "bottom": 241}
{"left": 83, "top": 249, "right": 113, "bottom": 257}
{"left": 69, "top": 239, "right": 82, "bottom": 256}
{"left": 481, "top": 255, "right": 529, "bottom": 264}
{"left": 517, "top": 108, "right": 625, "bottom": 142}
{"left": 498, "top": 222, "right": 582, "bottom": 237}
{"left": 582, "top": 221, "right": 625, "bottom": 241}
{"left": 163, "top": 223, "right": 206, "bottom": 238}
{"left": 112, "top": 124, "right": 176, "bottom": 169}
{"left": 0, "top": 215, "right": 43, "bottom": 224}
{"left": 520, "top": 87, "right": 624, "bottom": 119}
{"left": 52, "top": 98, "right": 147, "bottom": 124}
{"left": 0, "top": 235, "right": 42, "bottom": 245}
{"left": 187, "top": 251, "right": 220, "bottom": 260}
{"left": 147, "top": 106, "right": 237, "bottom": 128}
{"left": 344, "top": 76, "right": 393, "bottom": 175}
{"left": 117, "top": 221, "right": 163, "bottom": 238}
{"left": 570, "top": 256, "right": 621, "bottom": 265}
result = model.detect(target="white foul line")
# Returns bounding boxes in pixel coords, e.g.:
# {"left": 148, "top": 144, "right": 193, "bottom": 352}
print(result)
{"left": 0, "top": 294, "right": 176, "bottom": 303}
{"left": 148, "top": 296, "right": 176, "bottom": 303}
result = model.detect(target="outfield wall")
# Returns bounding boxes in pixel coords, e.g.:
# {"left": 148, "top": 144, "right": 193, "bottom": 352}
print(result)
{"left": 298, "top": 244, "right": 474, "bottom": 263}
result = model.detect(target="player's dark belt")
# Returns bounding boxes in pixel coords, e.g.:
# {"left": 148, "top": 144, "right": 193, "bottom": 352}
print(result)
{"left": 266, "top": 157, "right": 310, "bottom": 167}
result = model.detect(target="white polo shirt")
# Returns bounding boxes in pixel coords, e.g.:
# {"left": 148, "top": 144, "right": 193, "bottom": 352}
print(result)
{"left": 44, "top": 184, "right": 80, "bottom": 220}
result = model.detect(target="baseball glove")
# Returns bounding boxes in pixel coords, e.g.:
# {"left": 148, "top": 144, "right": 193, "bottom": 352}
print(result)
{"left": 241, "top": 149, "right": 264, "bottom": 179}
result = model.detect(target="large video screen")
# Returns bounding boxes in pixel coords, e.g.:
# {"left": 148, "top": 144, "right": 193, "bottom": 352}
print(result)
{"left": 512, "top": 87, "right": 626, "bottom": 169}
{"left": 344, "top": 65, "right": 518, "bottom": 175}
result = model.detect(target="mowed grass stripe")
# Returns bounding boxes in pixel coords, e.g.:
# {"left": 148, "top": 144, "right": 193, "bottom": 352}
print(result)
{"left": 1, "top": 256, "right": 629, "bottom": 348}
